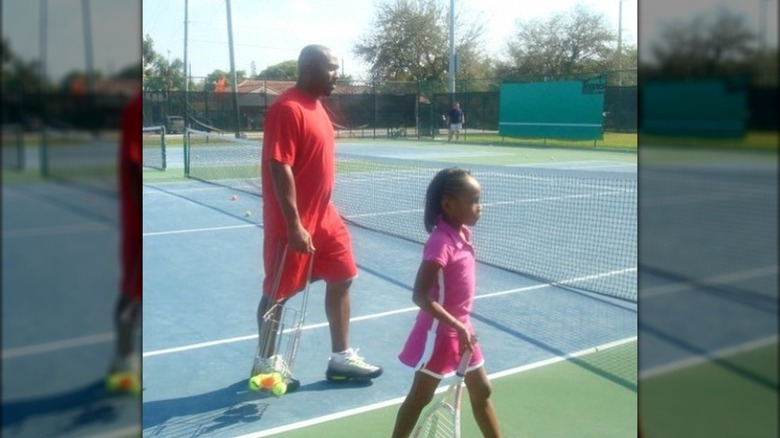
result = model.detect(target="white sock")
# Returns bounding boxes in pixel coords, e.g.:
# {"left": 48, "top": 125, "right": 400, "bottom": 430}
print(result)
{"left": 331, "top": 348, "right": 352, "bottom": 361}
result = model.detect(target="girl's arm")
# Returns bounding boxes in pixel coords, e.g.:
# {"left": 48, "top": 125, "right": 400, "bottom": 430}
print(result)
{"left": 412, "top": 260, "right": 475, "bottom": 352}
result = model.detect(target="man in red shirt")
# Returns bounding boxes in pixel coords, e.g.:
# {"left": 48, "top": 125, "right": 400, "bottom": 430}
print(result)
{"left": 107, "top": 91, "right": 142, "bottom": 392}
{"left": 254, "top": 45, "right": 382, "bottom": 389}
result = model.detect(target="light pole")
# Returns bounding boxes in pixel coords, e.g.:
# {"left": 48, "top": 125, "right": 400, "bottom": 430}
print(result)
{"left": 226, "top": 0, "right": 241, "bottom": 137}
{"left": 617, "top": 0, "right": 623, "bottom": 86}
{"left": 81, "top": 0, "right": 97, "bottom": 135}
{"left": 448, "top": 0, "right": 455, "bottom": 100}
{"left": 39, "top": 0, "right": 49, "bottom": 176}
{"left": 759, "top": 0, "right": 769, "bottom": 54}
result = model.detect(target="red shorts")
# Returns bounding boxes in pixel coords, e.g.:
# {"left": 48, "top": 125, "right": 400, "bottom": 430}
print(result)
{"left": 262, "top": 214, "right": 357, "bottom": 300}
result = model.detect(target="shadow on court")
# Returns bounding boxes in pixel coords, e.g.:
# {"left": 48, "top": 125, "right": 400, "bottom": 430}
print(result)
{"left": 142, "top": 380, "right": 270, "bottom": 435}
{"left": 142, "top": 378, "right": 375, "bottom": 432}
{"left": 2, "top": 380, "right": 136, "bottom": 436}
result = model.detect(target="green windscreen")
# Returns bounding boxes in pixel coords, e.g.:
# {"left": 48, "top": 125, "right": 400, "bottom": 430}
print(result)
{"left": 499, "top": 79, "right": 606, "bottom": 140}
{"left": 640, "top": 79, "right": 748, "bottom": 138}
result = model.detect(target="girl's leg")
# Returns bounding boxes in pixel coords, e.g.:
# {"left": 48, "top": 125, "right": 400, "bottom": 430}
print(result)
{"left": 392, "top": 371, "right": 441, "bottom": 438}
{"left": 465, "top": 366, "right": 502, "bottom": 438}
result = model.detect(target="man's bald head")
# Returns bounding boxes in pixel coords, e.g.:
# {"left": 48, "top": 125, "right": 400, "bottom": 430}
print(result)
{"left": 298, "top": 45, "right": 332, "bottom": 70}
{"left": 296, "top": 45, "right": 340, "bottom": 97}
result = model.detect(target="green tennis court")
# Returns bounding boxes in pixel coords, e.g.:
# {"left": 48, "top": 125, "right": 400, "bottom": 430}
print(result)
{"left": 248, "top": 340, "right": 637, "bottom": 438}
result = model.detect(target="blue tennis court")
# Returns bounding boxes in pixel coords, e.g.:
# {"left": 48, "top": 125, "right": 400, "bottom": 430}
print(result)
{"left": 142, "top": 140, "right": 637, "bottom": 437}
{"left": 638, "top": 149, "right": 778, "bottom": 437}
{"left": 2, "top": 176, "right": 141, "bottom": 438}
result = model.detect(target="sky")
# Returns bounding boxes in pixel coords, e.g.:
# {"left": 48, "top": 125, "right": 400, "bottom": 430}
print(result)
{"left": 2, "top": 1, "right": 777, "bottom": 82}
{"left": 140, "top": 0, "right": 640, "bottom": 81}
{"left": 1, "top": 0, "right": 141, "bottom": 81}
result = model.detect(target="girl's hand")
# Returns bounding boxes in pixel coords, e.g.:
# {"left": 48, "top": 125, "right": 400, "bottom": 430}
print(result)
{"left": 457, "top": 326, "right": 475, "bottom": 355}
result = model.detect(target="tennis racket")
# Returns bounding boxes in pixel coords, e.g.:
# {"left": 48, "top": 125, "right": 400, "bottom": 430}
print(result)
{"left": 412, "top": 349, "right": 473, "bottom": 438}
{"left": 254, "top": 246, "right": 314, "bottom": 382}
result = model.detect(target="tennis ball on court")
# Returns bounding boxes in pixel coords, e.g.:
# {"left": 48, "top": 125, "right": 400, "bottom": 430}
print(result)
{"left": 263, "top": 373, "right": 283, "bottom": 389}
{"left": 248, "top": 372, "right": 282, "bottom": 391}
{"left": 271, "top": 380, "right": 287, "bottom": 396}
{"left": 248, "top": 374, "right": 264, "bottom": 391}
{"left": 106, "top": 372, "right": 140, "bottom": 395}
{"left": 231, "top": 194, "right": 237, "bottom": 201}
{"left": 245, "top": 210, "right": 252, "bottom": 217}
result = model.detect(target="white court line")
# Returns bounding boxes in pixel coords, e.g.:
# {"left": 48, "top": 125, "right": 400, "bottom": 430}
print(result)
{"left": 344, "top": 190, "right": 633, "bottom": 220}
{"left": 511, "top": 161, "right": 636, "bottom": 170}
{"left": 144, "top": 223, "right": 258, "bottom": 237}
{"left": 2, "top": 332, "right": 114, "bottom": 360}
{"left": 641, "top": 265, "right": 778, "bottom": 299}
{"left": 143, "top": 186, "right": 226, "bottom": 194}
{"left": 3, "top": 222, "right": 112, "bottom": 239}
{"left": 640, "top": 334, "right": 778, "bottom": 379}
{"left": 232, "top": 336, "right": 637, "bottom": 438}
{"left": 499, "top": 122, "right": 601, "bottom": 128}
{"left": 142, "top": 268, "right": 636, "bottom": 358}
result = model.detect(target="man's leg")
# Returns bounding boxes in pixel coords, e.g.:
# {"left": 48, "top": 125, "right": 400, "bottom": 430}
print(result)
{"left": 111, "top": 293, "right": 140, "bottom": 372}
{"left": 325, "top": 279, "right": 351, "bottom": 352}
{"left": 106, "top": 293, "right": 141, "bottom": 395}
{"left": 324, "top": 279, "right": 383, "bottom": 381}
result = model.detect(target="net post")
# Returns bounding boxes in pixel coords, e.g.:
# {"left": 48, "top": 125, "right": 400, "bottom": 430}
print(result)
{"left": 184, "top": 128, "right": 190, "bottom": 177}
{"left": 40, "top": 129, "right": 49, "bottom": 177}
{"left": 161, "top": 125, "right": 167, "bottom": 170}
{"left": 16, "top": 124, "right": 25, "bottom": 170}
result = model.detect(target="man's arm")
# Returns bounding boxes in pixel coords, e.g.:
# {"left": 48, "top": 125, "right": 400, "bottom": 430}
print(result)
{"left": 267, "top": 159, "right": 315, "bottom": 253}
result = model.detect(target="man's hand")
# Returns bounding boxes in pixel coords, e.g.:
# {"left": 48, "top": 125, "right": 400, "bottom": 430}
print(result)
{"left": 288, "top": 223, "right": 315, "bottom": 253}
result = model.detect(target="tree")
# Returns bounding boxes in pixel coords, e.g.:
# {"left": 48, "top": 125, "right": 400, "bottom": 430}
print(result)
{"left": 2, "top": 37, "right": 45, "bottom": 93}
{"left": 114, "top": 63, "right": 142, "bottom": 80}
{"left": 255, "top": 60, "right": 297, "bottom": 80}
{"left": 143, "top": 33, "right": 158, "bottom": 78}
{"left": 142, "top": 35, "right": 185, "bottom": 92}
{"left": 353, "top": 0, "right": 486, "bottom": 84}
{"left": 144, "top": 57, "right": 185, "bottom": 92}
{"left": 612, "top": 45, "right": 638, "bottom": 85}
{"left": 503, "top": 4, "right": 616, "bottom": 79}
{"left": 647, "top": 8, "right": 756, "bottom": 77}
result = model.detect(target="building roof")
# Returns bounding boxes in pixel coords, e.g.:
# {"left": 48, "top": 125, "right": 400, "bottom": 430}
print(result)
{"left": 93, "top": 78, "right": 141, "bottom": 97}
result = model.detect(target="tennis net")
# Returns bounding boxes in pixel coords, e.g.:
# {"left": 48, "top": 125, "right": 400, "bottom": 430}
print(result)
{"left": 42, "top": 128, "right": 118, "bottom": 194}
{"left": 186, "top": 128, "right": 637, "bottom": 301}
{"left": 2, "top": 124, "right": 25, "bottom": 170}
{"left": 143, "top": 126, "right": 167, "bottom": 170}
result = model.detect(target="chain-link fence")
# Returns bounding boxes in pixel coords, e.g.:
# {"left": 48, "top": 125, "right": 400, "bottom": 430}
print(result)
{"left": 2, "top": 92, "right": 130, "bottom": 132}
{"left": 142, "top": 70, "right": 640, "bottom": 138}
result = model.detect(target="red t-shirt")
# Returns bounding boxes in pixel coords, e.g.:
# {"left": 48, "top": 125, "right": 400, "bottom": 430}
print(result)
{"left": 261, "top": 88, "right": 336, "bottom": 235}
{"left": 120, "top": 92, "right": 142, "bottom": 299}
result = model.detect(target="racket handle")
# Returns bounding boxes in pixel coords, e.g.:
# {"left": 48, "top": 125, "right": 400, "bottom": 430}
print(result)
{"left": 456, "top": 350, "right": 473, "bottom": 377}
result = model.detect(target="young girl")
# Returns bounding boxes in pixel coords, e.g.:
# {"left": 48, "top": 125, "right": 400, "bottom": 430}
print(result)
{"left": 392, "top": 168, "right": 501, "bottom": 438}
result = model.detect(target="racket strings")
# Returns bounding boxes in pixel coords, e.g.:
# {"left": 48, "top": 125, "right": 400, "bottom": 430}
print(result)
{"left": 417, "top": 406, "right": 458, "bottom": 437}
